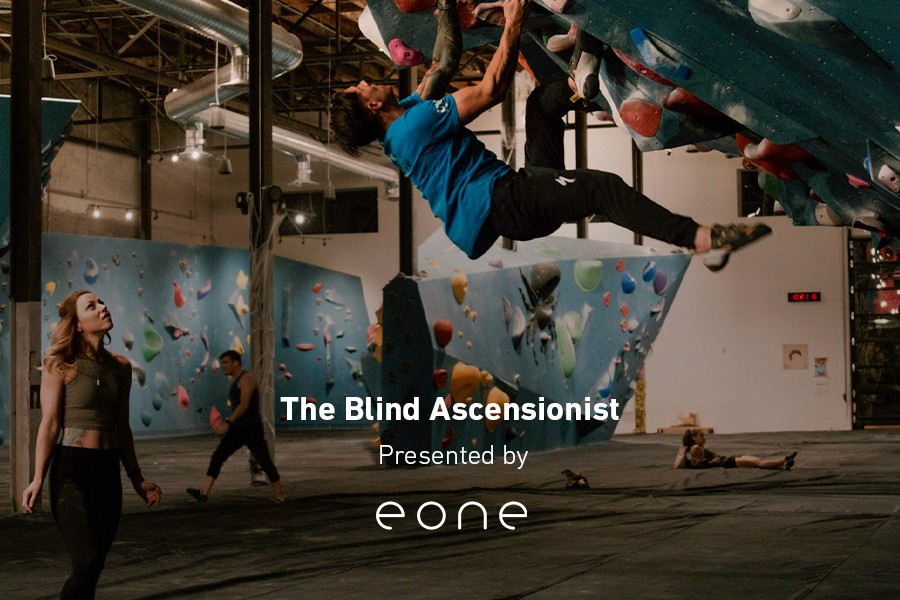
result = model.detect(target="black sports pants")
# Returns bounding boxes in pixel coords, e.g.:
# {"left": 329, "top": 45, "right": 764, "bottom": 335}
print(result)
{"left": 206, "top": 421, "right": 280, "bottom": 482}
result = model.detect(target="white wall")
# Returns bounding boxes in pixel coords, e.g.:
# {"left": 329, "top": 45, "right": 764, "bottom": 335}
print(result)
{"left": 540, "top": 112, "right": 850, "bottom": 433}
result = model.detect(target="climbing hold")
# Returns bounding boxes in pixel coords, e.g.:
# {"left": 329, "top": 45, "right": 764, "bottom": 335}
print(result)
{"left": 388, "top": 38, "right": 424, "bottom": 68}
{"left": 142, "top": 323, "right": 164, "bottom": 362}
{"left": 433, "top": 369, "right": 448, "bottom": 389}
{"left": 442, "top": 426, "right": 455, "bottom": 450}
{"left": 603, "top": 292, "right": 612, "bottom": 307}
{"left": 228, "top": 288, "right": 249, "bottom": 329}
{"left": 123, "top": 331, "right": 134, "bottom": 351}
{"left": 45, "top": 281, "right": 56, "bottom": 295}
{"left": 235, "top": 269, "right": 248, "bottom": 290}
{"left": 620, "top": 304, "right": 629, "bottom": 318}
{"left": 749, "top": 0, "right": 801, "bottom": 22}
{"left": 556, "top": 318, "right": 577, "bottom": 378}
{"left": 392, "top": 0, "right": 434, "bottom": 13}
{"left": 450, "top": 362, "right": 481, "bottom": 403}
{"left": 433, "top": 318, "right": 453, "bottom": 348}
{"left": 621, "top": 273, "right": 637, "bottom": 294}
{"left": 312, "top": 282, "right": 323, "bottom": 294}
{"left": 173, "top": 281, "right": 186, "bottom": 308}
{"left": 642, "top": 261, "right": 656, "bottom": 282}
{"left": 511, "top": 306, "right": 526, "bottom": 351}
{"left": 573, "top": 259, "right": 603, "bottom": 292}
{"left": 178, "top": 385, "right": 189, "bottom": 411}
{"left": 563, "top": 310, "right": 584, "bottom": 343}
{"left": 485, "top": 387, "right": 510, "bottom": 432}
{"left": 629, "top": 28, "right": 691, "bottom": 81}
{"left": 653, "top": 269, "right": 669, "bottom": 295}
{"left": 612, "top": 48, "right": 676, "bottom": 87}
{"left": 451, "top": 270, "right": 468, "bottom": 304}
{"left": 84, "top": 258, "right": 99, "bottom": 284}
{"left": 846, "top": 173, "right": 871, "bottom": 189}
{"left": 163, "top": 311, "right": 189, "bottom": 339}
{"left": 140, "top": 410, "right": 152, "bottom": 427}
{"left": 197, "top": 278, "right": 213, "bottom": 300}
{"left": 877, "top": 164, "right": 899, "bottom": 193}
{"left": 531, "top": 262, "right": 561, "bottom": 300}
{"left": 619, "top": 98, "right": 662, "bottom": 138}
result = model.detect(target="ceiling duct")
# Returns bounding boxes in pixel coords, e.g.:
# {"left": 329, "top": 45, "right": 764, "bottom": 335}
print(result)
{"left": 121, "top": 0, "right": 398, "bottom": 186}
{"left": 192, "top": 106, "right": 399, "bottom": 185}
{"left": 118, "top": 0, "right": 302, "bottom": 121}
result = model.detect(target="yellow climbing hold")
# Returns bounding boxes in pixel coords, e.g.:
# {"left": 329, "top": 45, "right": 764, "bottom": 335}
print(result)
{"left": 451, "top": 270, "right": 468, "bottom": 304}
{"left": 235, "top": 269, "right": 249, "bottom": 290}
{"left": 450, "top": 362, "right": 480, "bottom": 403}
{"left": 485, "top": 387, "right": 510, "bottom": 432}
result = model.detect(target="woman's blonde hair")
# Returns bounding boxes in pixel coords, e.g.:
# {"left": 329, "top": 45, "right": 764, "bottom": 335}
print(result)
{"left": 44, "top": 289, "right": 94, "bottom": 375}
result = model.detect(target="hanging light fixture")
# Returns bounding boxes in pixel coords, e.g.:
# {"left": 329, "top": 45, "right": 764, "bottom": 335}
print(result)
{"left": 179, "top": 122, "right": 212, "bottom": 161}
{"left": 289, "top": 154, "right": 316, "bottom": 187}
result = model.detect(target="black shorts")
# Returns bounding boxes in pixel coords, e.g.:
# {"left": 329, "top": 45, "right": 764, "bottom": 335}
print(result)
{"left": 722, "top": 456, "right": 737, "bottom": 468}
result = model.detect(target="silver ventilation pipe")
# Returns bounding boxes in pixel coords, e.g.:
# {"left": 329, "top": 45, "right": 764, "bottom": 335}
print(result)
{"left": 124, "top": 0, "right": 397, "bottom": 186}
{"left": 194, "top": 106, "right": 400, "bottom": 186}
{"left": 118, "top": 0, "right": 302, "bottom": 121}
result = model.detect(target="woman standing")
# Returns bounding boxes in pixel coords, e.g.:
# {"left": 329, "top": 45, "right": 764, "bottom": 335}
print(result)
{"left": 21, "top": 290, "right": 162, "bottom": 599}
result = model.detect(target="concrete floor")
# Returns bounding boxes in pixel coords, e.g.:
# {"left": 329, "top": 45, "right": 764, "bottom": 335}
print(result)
{"left": 1, "top": 429, "right": 899, "bottom": 599}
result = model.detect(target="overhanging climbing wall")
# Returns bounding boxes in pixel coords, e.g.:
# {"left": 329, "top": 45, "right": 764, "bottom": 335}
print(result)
{"left": 0, "top": 97, "right": 78, "bottom": 446}
{"left": 367, "top": 231, "right": 690, "bottom": 461}
{"left": 364, "top": 1, "right": 900, "bottom": 246}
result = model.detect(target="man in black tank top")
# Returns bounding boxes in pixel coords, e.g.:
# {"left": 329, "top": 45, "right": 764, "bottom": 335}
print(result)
{"left": 187, "top": 350, "right": 285, "bottom": 503}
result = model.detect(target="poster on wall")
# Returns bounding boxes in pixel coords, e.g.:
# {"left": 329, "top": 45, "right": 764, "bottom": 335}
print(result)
{"left": 783, "top": 344, "right": 809, "bottom": 370}
{"left": 814, "top": 356, "right": 829, "bottom": 394}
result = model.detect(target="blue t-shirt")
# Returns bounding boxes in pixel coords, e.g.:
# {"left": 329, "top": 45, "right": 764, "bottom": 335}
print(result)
{"left": 382, "top": 93, "right": 513, "bottom": 257}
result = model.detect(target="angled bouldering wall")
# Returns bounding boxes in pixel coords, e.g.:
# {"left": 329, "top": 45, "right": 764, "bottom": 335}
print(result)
{"left": 367, "top": 231, "right": 690, "bottom": 462}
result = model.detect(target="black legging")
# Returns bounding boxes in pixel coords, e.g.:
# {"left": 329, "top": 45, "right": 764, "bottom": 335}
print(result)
{"left": 50, "top": 446, "right": 122, "bottom": 600}
{"left": 206, "top": 421, "right": 280, "bottom": 482}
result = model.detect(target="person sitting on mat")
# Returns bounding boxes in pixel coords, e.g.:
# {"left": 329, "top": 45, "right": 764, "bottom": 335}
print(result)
{"left": 674, "top": 429, "right": 797, "bottom": 470}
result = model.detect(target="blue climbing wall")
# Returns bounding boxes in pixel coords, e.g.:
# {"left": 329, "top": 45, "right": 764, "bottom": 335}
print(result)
{"left": 37, "top": 234, "right": 370, "bottom": 438}
{"left": 366, "top": 231, "right": 690, "bottom": 460}
{"left": 273, "top": 257, "right": 372, "bottom": 428}
{"left": 0, "top": 97, "right": 79, "bottom": 446}
{"left": 364, "top": 1, "right": 900, "bottom": 244}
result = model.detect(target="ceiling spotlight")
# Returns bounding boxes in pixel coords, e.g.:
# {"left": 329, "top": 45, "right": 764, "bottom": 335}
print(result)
{"left": 294, "top": 213, "right": 305, "bottom": 225}
{"left": 124, "top": 209, "right": 134, "bottom": 221}
{"left": 218, "top": 155, "right": 233, "bottom": 175}
{"left": 171, "top": 154, "right": 180, "bottom": 163}
{"left": 207, "top": 105, "right": 227, "bottom": 130}
{"left": 91, "top": 206, "right": 101, "bottom": 219}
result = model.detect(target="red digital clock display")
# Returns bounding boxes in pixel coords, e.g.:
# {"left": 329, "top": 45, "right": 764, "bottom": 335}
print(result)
{"left": 787, "top": 292, "right": 821, "bottom": 303}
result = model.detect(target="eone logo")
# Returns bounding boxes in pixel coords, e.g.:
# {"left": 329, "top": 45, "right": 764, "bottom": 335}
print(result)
{"left": 376, "top": 501, "right": 527, "bottom": 531}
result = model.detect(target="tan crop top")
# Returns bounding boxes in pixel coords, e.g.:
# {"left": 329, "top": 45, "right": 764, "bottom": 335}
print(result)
{"left": 63, "top": 356, "right": 124, "bottom": 429}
